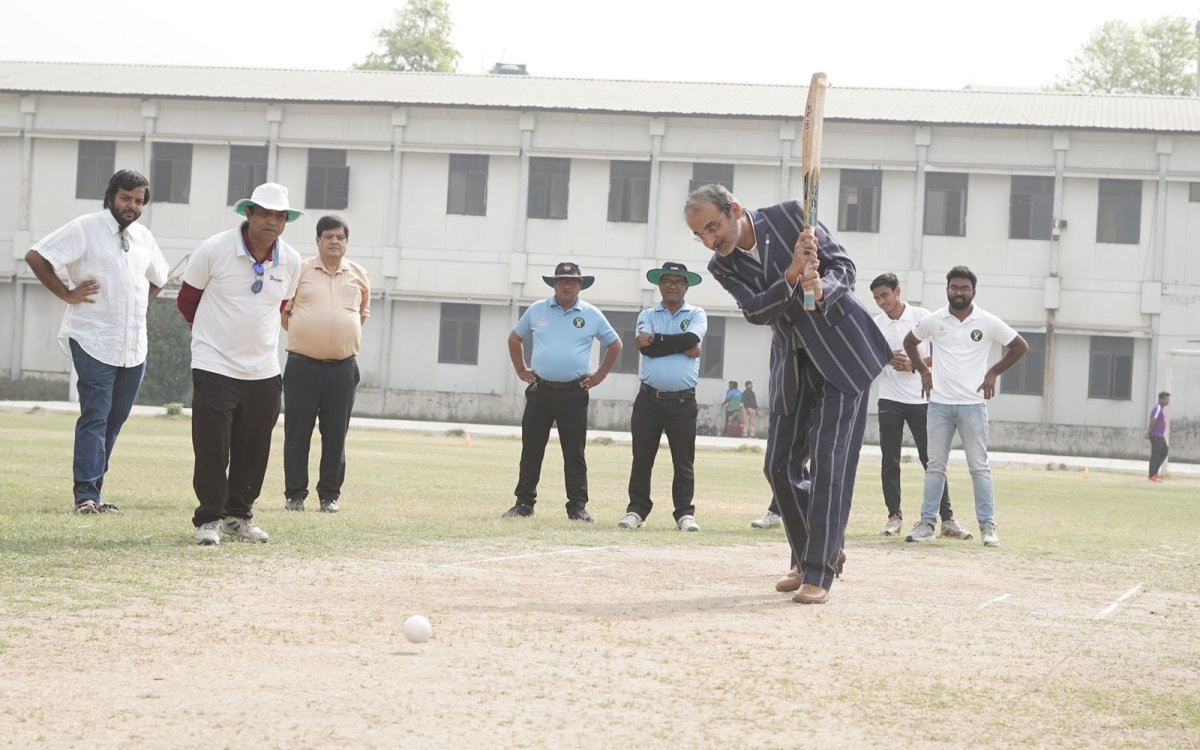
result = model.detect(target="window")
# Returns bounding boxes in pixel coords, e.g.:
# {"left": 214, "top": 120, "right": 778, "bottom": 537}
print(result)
{"left": 1097, "top": 179, "right": 1141, "bottom": 244}
{"left": 528, "top": 157, "right": 569, "bottom": 219}
{"left": 689, "top": 163, "right": 734, "bottom": 194}
{"left": 306, "top": 149, "right": 349, "bottom": 210}
{"left": 227, "top": 145, "right": 268, "bottom": 206}
{"left": 608, "top": 160, "right": 651, "bottom": 223}
{"left": 438, "top": 303, "right": 480, "bottom": 364}
{"left": 699, "top": 316, "right": 726, "bottom": 379}
{"left": 1009, "top": 176, "right": 1054, "bottom": 240}
{"left": 838, "top": 169, "right": 882, "bottom": 233}
{"left": 923, "top": 172, "right": 968, "bottom": 237}
{"left": 604, "top": 311, "right": 641, "bottom": 375}
{"left": 448, "top": 154, "right": 488, "bottom": 216}
{"left": 1001, "top": 332, "right": 1044, "bottom": 396}
{"left": 1189, "top": 183, "right": 1200, "bottom": 202}
{"left": 151, "top": 143, "right": 193, "bottom": 204}
{"left": 76, "top": 140, "right": 116, "bottom": 200}
{"left": 1087, "top": 336, "right": 1133, "bottom": 400}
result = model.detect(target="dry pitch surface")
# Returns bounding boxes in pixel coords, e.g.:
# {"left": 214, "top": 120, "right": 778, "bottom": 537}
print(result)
{"left": 3, "top": 533, "right": 1197, "bottom": 749}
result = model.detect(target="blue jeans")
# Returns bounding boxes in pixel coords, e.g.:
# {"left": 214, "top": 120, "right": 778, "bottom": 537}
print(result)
{"left": 70, "top": 339, "right": 145, "bottom": 505}
{"left": 921, "top": 402, "right": 994, "bottom": 527}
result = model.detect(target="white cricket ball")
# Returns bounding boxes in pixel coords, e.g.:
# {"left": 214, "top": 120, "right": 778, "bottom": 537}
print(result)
{"left": 403, "top": 614, "right": 432, "bottom": 644}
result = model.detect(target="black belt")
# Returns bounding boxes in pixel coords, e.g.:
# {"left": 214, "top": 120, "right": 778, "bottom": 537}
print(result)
{"left": 537, "top": 378, "right": 581, "bottom": 390}
{"left": 289, "top": 352, "right": 355, "bottom": 365}
{"left": 640, "top": 383, "right": 695, "bottom": 400}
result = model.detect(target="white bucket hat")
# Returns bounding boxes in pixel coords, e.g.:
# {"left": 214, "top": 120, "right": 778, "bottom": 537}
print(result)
{"left": 234, "top": 183, "right": 302, "bottom": 223}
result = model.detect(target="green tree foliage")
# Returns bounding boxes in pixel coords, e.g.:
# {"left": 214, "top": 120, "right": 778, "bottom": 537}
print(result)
{"left": 1053, "top": 16, "right": 1197, "bottom": 95}
{"left": 136, "top": 298, "right": 192, "bottom": 406}
{"left": 355, "top": 0, "right": 461, "bottom": 73}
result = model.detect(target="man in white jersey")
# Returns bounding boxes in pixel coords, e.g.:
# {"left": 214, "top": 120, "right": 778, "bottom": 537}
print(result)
{"left": 176, "top": 183, "right": 302, "bottom": 545}
{"left": 902, "top": 266, "right": 1027, "bottom": 547}
{"left": 869, "top": 273, "right": 970, "bottom": 540}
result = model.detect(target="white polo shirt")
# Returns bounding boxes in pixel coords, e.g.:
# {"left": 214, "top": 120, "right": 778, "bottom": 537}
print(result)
{"left": 911, "top": 305, "right": 1018, "bottom": 405}
{"left": 32, "top": 210, "right": 169, "bottom": 367}
{"left": 183, "top": 227, "right": 300, "bottom": 380}
{"left": 873, "top": 303, "right": 933, "bottom": 405}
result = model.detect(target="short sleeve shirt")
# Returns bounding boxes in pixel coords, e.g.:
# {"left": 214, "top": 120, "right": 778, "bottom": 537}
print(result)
{"left": 911, "top": 305, "right": 1018, "bottom": 405}
{"left": 725, "top": 388, "right": 743, "bottom": 412}
{"left": 182, "top": 227, "right": 301, "bottom": 380}
{"left": 32, "top": 210, "right": 169, "bottom": 367}
{"left": 285, "top": 256, "right": 371, "bottom": 360}
{"left": 873, "top": 304, "right": 934, "bottom": 404}
{"left": 635, "top": 301, "right": 707, "bottom": 391}
{"left": 513, "top": 296, "right": 619, "bottom": 382}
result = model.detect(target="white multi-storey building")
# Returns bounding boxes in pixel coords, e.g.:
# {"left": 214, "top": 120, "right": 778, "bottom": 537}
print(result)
{"left": 1, "top": 62, "right": 1197, "bottom": 458}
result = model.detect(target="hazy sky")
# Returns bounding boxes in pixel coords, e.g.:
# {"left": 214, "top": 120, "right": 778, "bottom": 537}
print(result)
{"left": 6, "top": 0, "right": 1198, "bottom": 89}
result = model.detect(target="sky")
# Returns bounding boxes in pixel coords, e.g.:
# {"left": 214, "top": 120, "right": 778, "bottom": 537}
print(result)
{"left": 5, "top": 0, "right": 1199, "bottom": 90}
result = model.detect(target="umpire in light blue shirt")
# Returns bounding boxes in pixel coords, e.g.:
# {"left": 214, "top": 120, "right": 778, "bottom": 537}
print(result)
{"left": 618, "top": 262, "right": 708, "bottom": 532}
{"left": 504, "top": 262, "right": 622, "bottom": 522}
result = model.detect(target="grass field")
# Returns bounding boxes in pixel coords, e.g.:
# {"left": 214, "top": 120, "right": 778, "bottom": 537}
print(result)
{"left": 0, "top": 409, "right": 1197, "bottom": 749}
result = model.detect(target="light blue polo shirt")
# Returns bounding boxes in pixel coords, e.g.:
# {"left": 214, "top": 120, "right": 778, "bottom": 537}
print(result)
{"left": 514, "top": 296, "right": 619, "bottom": 382}
{"left": 635, "top": 301, "right": 707, "bottom": 391}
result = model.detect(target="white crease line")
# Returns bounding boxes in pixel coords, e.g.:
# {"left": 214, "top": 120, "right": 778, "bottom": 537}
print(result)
{"left": 1096, "top": 584, "right": 1143, "bottom": 620}
{"left": 444, "top": 546, "right": 618, "bottom": 567}
{"left": 979, "top": 593, "right": 1011, "bottom": 609}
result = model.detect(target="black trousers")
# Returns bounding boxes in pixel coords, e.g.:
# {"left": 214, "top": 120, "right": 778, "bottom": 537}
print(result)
{"left": 1149, "top": 436, "right": 1169, "bottom": 477}
{"left": 283, "top": 354, "right": 359, "bottom": 503}
{"left": 878, "top": 398, "right": 952, "bottom": 520}
{"left": 514, "top": 383, "right": 590, "bottom": 510}
{"left": 626, "top": 389, "right": 698, "bottom": 521}
{"left": 191, "top": 369, "right": 281, "bottom": 526}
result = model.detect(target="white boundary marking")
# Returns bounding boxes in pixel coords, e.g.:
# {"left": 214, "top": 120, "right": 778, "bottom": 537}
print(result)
{"left": 1096, "top": 584, "right": 1143, "bottom": 620}
{"left": 979, "top": 593, "right": 1011, "bottom": 609}
{"left": 445, "top": 546, "right": 617, "bottom": 567}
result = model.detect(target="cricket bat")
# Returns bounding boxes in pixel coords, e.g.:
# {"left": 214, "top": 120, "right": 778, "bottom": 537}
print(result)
{"left": 800, "top": 72, "right": 827, "bottom": 312}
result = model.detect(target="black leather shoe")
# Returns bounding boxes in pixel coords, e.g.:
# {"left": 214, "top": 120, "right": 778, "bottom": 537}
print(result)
{"left": 566, "top": 506, "right": 593, "bottom": 523}
{"left": 502, "top": 503, "right": 534, "bottom": 518}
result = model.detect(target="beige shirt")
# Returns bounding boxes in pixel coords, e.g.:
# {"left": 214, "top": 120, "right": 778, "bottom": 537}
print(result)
{"left": 285, "top": 256, "right": 371, "bottom": 361}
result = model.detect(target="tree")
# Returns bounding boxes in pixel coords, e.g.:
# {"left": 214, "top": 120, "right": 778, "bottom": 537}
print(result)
{"left": 355, "top": 0, "right": 461, "bottom": 73}
{"left": 1053, "top": 16, "right": 1197, "bottom": 95}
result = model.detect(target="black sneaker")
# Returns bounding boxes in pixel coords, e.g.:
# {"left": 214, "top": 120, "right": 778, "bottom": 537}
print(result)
{"left": 284, "top": 498, "right": 305, "bottom": 512}
{"left": 320, "top": 499, "right": 339, "bottom": 513}
{"left": 502, "top": 503, "right": 534, "bottom": 518}
{"left": 566, "top": 506, "right": 593, "bottom": 523}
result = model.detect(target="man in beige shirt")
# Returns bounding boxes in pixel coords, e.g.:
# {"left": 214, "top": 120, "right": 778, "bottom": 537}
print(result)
{"left": 281, "top": 215, "right": 371, "bottom": 513}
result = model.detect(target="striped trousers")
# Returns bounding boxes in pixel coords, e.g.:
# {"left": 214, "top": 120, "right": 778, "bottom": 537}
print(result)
{"left": 765, "top": 351, "right": 870, "bottom": 591}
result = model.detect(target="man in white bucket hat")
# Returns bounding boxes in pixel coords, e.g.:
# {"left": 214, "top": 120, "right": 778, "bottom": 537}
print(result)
{"left": 176, "top": 183, "right": 302, "bottom": 545}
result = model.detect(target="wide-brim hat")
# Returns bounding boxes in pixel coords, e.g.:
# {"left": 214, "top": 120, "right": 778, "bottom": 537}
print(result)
{"left": 234, "top": 182, "right": 302, "bottom": 223}
{"left": 647, "top": 261, "right": 702, "bottom": 286}
{"left": 543, "top": 261, "right": 594, "bottom": 290}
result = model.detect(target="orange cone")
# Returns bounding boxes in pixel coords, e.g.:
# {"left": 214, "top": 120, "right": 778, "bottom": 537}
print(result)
{"left": 1082, "top": 467, "right": 1090, "bottom": 480}
{"left": 464, "top": 432, "right": 472, "bottom": 446}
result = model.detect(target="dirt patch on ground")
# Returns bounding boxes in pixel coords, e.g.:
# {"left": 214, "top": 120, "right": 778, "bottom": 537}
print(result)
{"left": 1, "top": 540, "right": 1197, "bottom": 749}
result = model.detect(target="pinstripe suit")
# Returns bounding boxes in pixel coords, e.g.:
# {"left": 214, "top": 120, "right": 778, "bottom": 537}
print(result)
{"left": 708, "top": 200, "right": 890, "bottom": 591}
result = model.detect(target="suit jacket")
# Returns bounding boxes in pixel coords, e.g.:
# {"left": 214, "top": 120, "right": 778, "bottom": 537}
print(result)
{"left": 707, "top": 200, "right": 890, "bottom": 415}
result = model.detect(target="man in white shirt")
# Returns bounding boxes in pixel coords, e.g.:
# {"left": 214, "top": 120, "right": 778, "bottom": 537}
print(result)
{"left": 176, "top": 183, "right": 302, "bottom": 545}
{"left": 25, "top": 170, "right": 169, "bottom": 514}
{"left": 870, "top": 273, "right": 970, "bottom": 540}
{"left": 902, "top": 266, "right": 1028, "bottom": 547}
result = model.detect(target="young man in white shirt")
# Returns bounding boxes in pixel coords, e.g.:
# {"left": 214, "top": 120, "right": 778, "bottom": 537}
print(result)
{"left": 870, "top": 273, "right": 970, "bottom": 540}
{"left": 25, "top": 170, "right": 169, "bottom": 514}
{"left": 902, "top": 266, "right": 1028, "bottom": 547}
{"left": 177, "top": 183, "right": 302, "bottom": 545}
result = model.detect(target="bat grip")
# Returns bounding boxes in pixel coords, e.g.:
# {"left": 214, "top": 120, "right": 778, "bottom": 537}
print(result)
{"left": 801, "top": 257, "right": 816, "bottom": 311}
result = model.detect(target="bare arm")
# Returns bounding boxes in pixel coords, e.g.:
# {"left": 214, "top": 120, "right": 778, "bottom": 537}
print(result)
{"left": 903, "top": 331, "right": 931, "bottom": 400}
{"left": 25, "top": 249, "right": 99, "bottom": 304}
{"left": 979, "top": 334, "right": 1029, "bottom": 399}
{"left": 581, "top": 338, "right": 623, "bottom": 390}
{"left": 148, "top": 283, "right": 162, "bottom": 303}
{"left": 508, "top": 331, "right": 535, "bottom": 383}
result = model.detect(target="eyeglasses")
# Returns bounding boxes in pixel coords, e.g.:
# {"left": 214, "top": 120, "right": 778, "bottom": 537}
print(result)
{"left": 691, "top": 214, "right": 725, "bottom": 243}
{"left": 119, "top": 231, "right": 129, "bottom": 253}
{"left": 251, "top": 262, "right": 264, "bottom": 294}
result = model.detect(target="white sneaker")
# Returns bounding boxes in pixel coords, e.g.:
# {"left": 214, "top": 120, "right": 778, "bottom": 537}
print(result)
{"left": 617, "top": 512, "right": 644, "bottom": 529}
{"left": 193, "top": 520, "right": 221, "bottom": 546}
{"left": 904, "top": 521, "right": 936, "bottom": 543}
{"left": 676, "top": 515, "right": 700, "bottom": 532}
{"left": 981, "top": 521, "right": 1000, "bottom": 547}
{"left": 750, "top": 510, "right": 782, "bottom": 529}
{"left": 880, "top": 515, "right": 903, "bottom": 536}
{"left": 220, "top": 517, "right": 269, "bottom": 543}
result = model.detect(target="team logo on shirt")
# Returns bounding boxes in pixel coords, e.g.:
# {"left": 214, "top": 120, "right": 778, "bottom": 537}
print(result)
{"left": 681, "top": 319, "right": 691, "bottom": 330}
{"left": 971, "top": 329, "right": 983, "bottom": 342}
{"left": 573, "top": 317, "right": 585, "bottom": 328}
